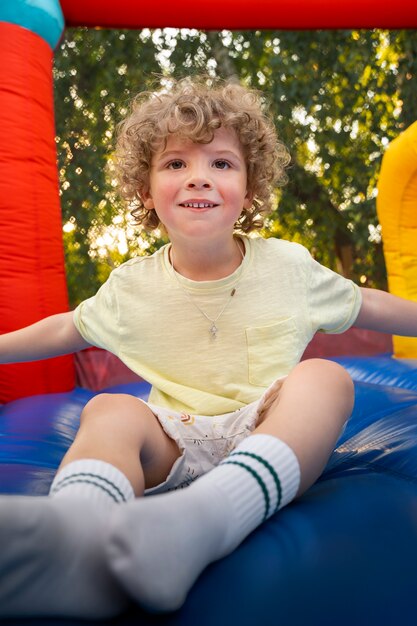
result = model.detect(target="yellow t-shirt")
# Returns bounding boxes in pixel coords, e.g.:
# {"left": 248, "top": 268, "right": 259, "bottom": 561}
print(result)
{"left": 73, "top": 236, "right": 362, "bottom": 415}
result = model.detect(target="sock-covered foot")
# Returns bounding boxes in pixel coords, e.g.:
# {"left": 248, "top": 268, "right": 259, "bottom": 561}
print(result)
{"left": 107, "top": 434, "right": 300, "bottom": 613}
{"left": 106, "top": 481, "right": 230, "bottom": 613}
{"left": 0, "top": 495, "right": 129, "bottom": 619}
{"left": 0, "top": 458, "right": 136, "bottom": 620}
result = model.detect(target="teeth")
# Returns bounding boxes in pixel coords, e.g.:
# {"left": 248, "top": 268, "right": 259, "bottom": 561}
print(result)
{"left": 182, "top": 202, "right": 215, "bottom": 208}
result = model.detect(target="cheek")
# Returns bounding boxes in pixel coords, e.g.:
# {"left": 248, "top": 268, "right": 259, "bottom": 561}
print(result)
{"left": 158, "top": 179, "right": 178, "bottom": 200}
{"left": 146, "top": 181, "right": 175, "bottom": 210}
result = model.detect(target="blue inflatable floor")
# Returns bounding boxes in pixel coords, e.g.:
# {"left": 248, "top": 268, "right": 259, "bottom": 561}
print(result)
{"left": 1, "top": 355, "right": 417, "bottom": 625}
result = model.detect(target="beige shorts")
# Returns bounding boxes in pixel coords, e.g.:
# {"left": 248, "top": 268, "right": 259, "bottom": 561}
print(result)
{"left": 143, "top": 377, "right": 286, "bottom": 496}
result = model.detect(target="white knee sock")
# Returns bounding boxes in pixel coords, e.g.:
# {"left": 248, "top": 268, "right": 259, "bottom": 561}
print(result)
{"left": 0, "top": 459, "right": 134, "bottom": 619}
{"left": 106, "top": 434, "right": 300, "bottom": 613}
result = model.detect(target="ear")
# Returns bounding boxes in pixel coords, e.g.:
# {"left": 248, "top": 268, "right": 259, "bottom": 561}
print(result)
{"left": 243, "top": 189, "right": 254, "bottom": 210}
{"left": 141, "top": 188, "right": 155, "bottom": 210}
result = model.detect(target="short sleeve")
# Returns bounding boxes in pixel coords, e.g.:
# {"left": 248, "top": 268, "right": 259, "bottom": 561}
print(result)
{"left": 73, "top": 272, "right": 121, "bottom": 355}
{"left": 306, "top": 253, "right": 362, "bottom": 334}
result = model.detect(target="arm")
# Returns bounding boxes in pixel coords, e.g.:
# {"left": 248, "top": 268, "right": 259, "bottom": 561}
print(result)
{"left": 354, "top": 287, "right": 417, "bottom": 336}
{"left": 0, "top": 311, "right": 91, "bottom": 364}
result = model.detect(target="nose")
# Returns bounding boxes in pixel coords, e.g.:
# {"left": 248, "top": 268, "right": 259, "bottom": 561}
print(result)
{"left": 185, "top": 166, "right": 212, "bottom": 190}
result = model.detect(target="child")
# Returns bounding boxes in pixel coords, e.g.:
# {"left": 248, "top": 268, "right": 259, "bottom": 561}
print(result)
{"left": 1, "top": 76, "right": 417, "bottom": 620}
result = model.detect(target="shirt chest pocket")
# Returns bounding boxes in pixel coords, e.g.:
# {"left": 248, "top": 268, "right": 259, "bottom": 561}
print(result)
{"left": 245, "top": 318, "right": 299, "bottom": 386}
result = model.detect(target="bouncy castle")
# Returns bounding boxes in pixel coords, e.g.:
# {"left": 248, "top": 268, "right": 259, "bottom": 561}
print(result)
{"left": 1, "top": 1, "right": 417, "bottom": 624}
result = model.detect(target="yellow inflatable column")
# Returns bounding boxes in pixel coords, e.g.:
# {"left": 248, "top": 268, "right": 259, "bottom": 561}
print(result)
{"left": 377, "top": 121, "right": 417, "bottom": 357}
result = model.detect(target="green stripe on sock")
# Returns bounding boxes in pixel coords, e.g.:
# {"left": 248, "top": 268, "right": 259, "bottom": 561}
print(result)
{"left": 229, "top": 451, "right": 282, "bottom": 513}
{"left": 51, "top": 477, "right": 121, "bottom": 503}
{"left": 221, "top": 459, "right": 270, "bottom": 521}
{"left": 51, "top": 472, "right": 127, "bottom": 502}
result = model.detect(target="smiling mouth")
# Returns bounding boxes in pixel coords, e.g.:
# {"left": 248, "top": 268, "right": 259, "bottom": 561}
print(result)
{"left": 180, "top": 202, "right": 218, "bottom": 208}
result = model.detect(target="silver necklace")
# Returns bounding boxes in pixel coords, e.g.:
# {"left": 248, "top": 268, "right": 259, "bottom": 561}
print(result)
{"left": 170, "top": 239, "right": 245, "bottom": 340}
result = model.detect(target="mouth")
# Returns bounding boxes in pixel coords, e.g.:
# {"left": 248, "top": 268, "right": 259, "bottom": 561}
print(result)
{"left": 179, "top": 202, "right": 219, "bottom": 209}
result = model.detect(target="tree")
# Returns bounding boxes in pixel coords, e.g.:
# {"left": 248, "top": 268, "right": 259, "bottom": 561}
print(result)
{"left": 53, "top": 28, "right": 417, "bottom": 306}
{"left": 54, "top": 28, "right": 164, "bottom": 305}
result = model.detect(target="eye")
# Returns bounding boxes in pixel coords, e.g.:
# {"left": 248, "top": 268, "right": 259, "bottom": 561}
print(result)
{"left": 167, "top": 160, "right": 184, "bottom": 170}
{"left": 213, "top": 160, "right": 230, "bottom": 170}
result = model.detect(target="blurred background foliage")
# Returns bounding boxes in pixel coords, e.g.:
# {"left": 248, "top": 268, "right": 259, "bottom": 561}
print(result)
{"left": 53, "top": 28, "right": 417, "bottom": 307}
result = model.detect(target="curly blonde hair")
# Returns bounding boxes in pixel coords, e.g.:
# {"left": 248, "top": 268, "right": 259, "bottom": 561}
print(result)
{"left": 115, "top": 77, "right": 290, "bottom": 233}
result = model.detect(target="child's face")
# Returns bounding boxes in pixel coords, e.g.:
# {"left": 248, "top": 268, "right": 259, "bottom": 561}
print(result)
{"left": 142, "top": 127, "right": 252, "bottom": 243}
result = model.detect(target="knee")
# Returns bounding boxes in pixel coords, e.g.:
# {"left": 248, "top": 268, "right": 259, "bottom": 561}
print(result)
{"left": 291, "top": 359, "right": 355, "bottom": 409}
{"left": 80, "top": 393, "right": 146, "bottom": 427}
{"left": 294, "top": 358, "right": 353, "bottom": 386}
{"left": 81, "top": 393, "right": 114, "bottom": 425}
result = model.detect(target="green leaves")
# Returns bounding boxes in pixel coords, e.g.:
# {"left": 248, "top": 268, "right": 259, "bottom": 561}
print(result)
{"left": 53, "top": 28, "right": 416, "bottom": 304}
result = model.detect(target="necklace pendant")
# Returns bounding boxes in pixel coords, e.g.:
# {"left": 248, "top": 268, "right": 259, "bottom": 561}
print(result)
{"left": 210, "top": 323, "right": 218, "bottom": 339}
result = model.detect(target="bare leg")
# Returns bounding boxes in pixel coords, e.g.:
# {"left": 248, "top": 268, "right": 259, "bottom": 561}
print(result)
{"left": 254, "top": 358, "right": 355, "bottom": 495}
{"left": 59, "top": 393, "right": 181, "bottom": 495}
{"left": 0, "top": 394, "right": 181, "bottom": 619}
{"left": 106, "top": 359, "right": 355, "bottom": 613}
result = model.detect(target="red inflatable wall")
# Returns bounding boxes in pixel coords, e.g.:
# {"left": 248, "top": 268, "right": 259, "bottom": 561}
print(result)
{"left": 1, "top": 0, "right": 415, "bottom": 403}
{"left": 0, "top": 22, "right": 75, "bottom": 402}
{"left": 61, "top": 0, "right": 417, "bottom": 29}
